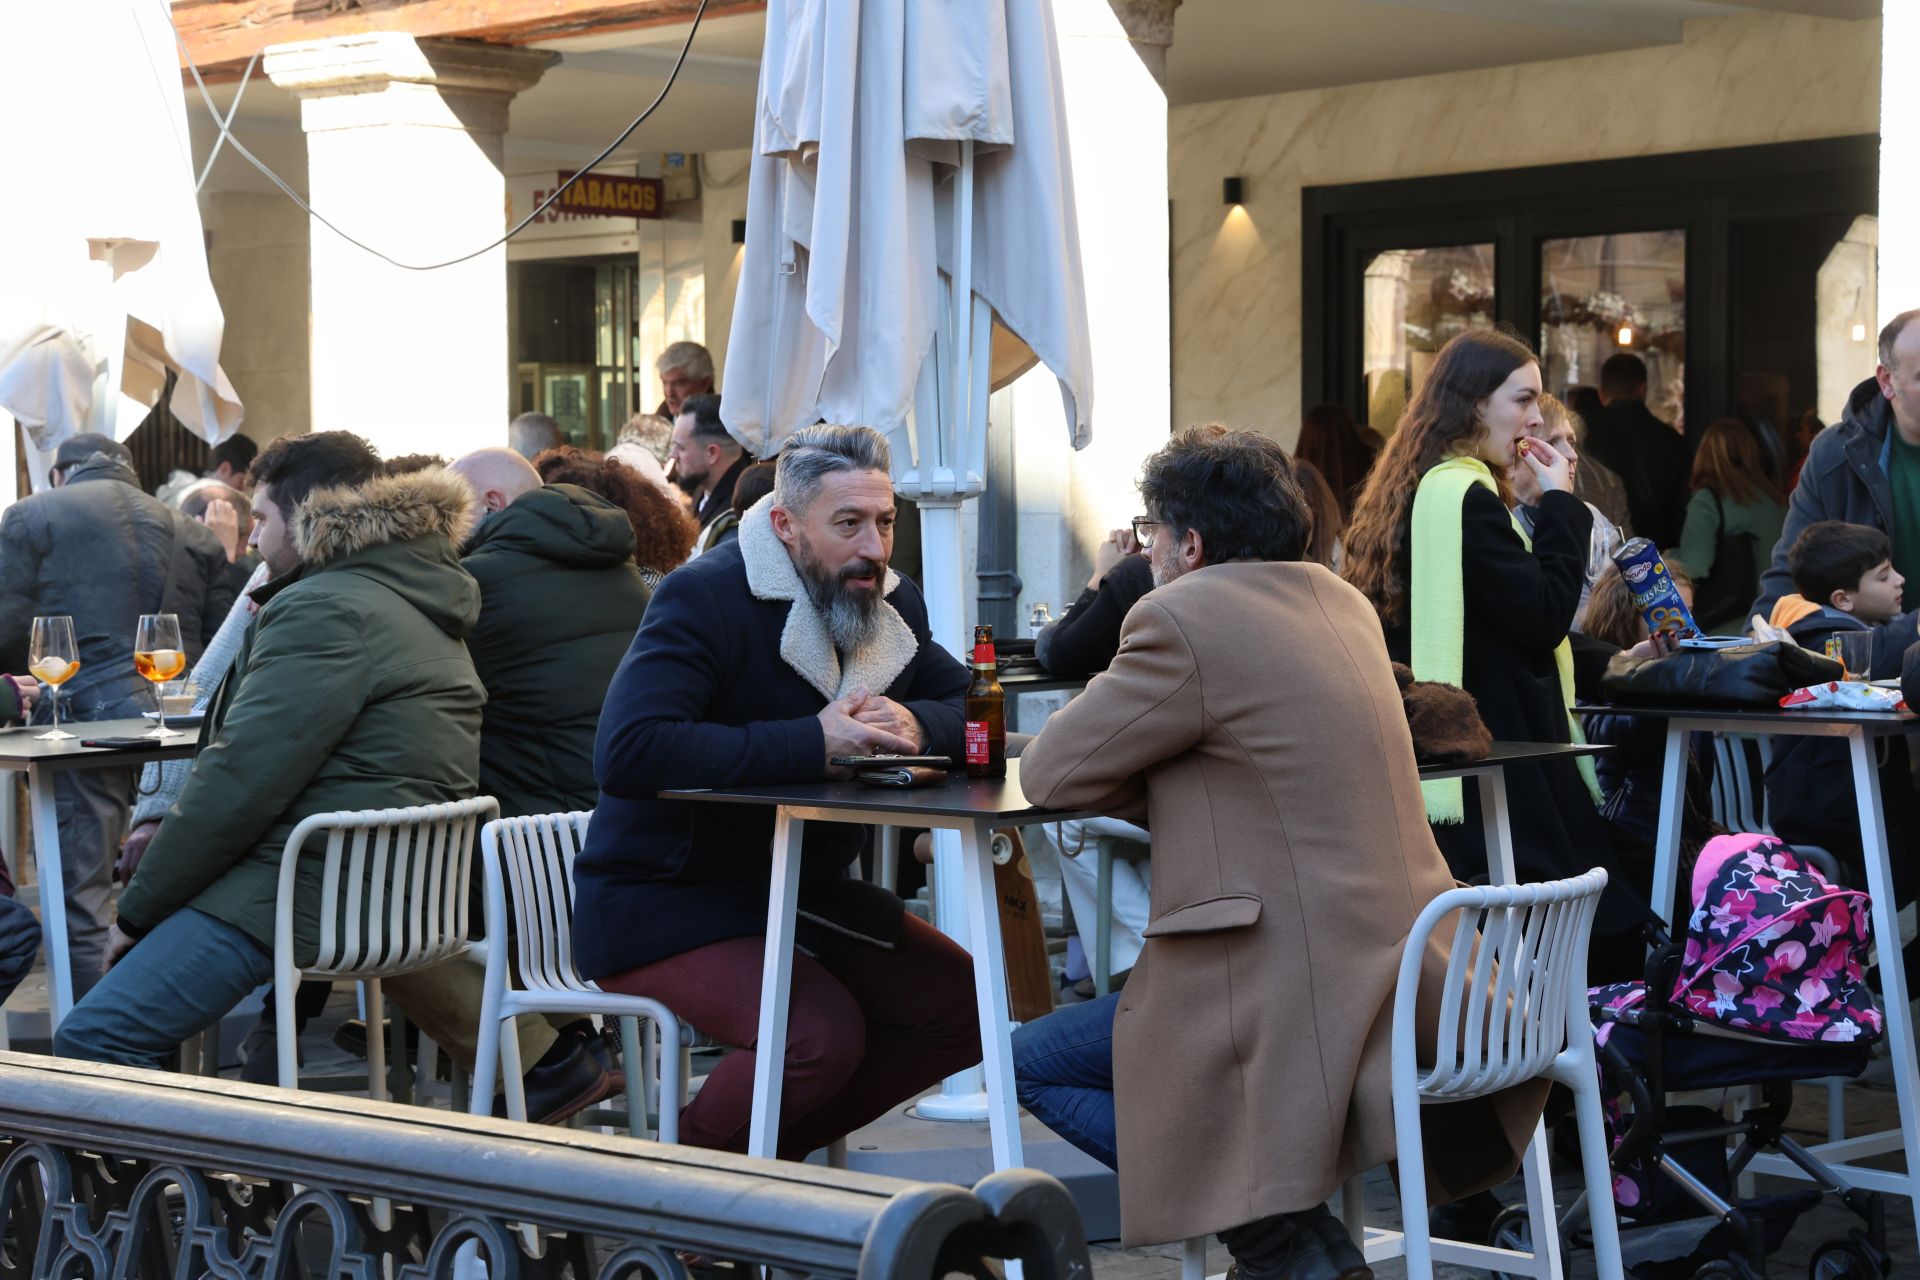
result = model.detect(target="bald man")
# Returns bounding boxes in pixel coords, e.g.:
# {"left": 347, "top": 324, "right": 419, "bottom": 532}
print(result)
{"left": 380, "top": 448, "right": 653, "bottom": 1122}
{"left": 448, "top": 447, "right": 542, "bottom": 548}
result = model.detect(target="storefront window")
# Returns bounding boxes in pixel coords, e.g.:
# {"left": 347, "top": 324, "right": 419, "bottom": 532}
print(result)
{"left": 1540, "top": 231, "right": 1686, "bottom": 429}
{"left": 1362, "top": 244, "right": 1495, "bottom": 432}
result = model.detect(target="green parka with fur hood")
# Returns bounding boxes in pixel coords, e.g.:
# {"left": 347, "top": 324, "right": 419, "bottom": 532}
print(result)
{"left": 115, "top": 471, "right": 486, "bottom": 964}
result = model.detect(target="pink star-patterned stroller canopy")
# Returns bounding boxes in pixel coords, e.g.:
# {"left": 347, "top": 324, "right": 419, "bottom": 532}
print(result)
{"left": 1594, "top": 833, "right": 1883, "bottom": 1046}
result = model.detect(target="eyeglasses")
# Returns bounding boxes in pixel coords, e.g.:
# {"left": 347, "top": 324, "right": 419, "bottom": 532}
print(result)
{"left": 1130, "top": 518, "right": 1165, "bottom": 550}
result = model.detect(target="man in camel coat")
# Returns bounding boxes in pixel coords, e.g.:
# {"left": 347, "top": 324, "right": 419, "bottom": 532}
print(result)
{"left": 1016, "top": 427, "right": 1547, "bottom": 1280}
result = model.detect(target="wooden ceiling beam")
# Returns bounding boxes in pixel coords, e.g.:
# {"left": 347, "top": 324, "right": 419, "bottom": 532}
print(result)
{"left": 171, "top": 0, "right": 766, "bottom": 81}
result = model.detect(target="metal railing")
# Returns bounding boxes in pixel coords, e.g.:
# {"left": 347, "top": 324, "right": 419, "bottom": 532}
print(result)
{"left": 0, "top": 1053, "right": 1092, "bottom": 1279}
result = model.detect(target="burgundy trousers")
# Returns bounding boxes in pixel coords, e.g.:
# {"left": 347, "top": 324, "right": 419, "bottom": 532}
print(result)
{"left": 598, "top": 913, "right": 982, "bottom": 1159}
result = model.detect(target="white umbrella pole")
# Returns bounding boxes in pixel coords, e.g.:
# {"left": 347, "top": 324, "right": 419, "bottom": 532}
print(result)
{"left": 917, "top": 140, "right": 992, "bottom": 1123}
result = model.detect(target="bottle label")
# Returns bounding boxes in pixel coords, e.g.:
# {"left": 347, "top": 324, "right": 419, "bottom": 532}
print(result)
{"left": 965, "top": 720, "right": 991, "bottom": 764}
{"left": 972, "top": 642, "right": 995, "bottom": 665}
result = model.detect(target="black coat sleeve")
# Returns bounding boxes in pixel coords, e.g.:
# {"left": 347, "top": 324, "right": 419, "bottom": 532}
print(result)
{"left": 1460, "top": 486, "right": 1592, "bottom": 656}
{"left": 1569, "top": 630, "right": 1619, "bottom": 703}
{"left": 893, "top": 584, "right": 970, "bottom": 758}
{"left": 593, "top": 569, "right": 826, "bottom": 797}
{"left": 1034, "top": 554, "right": 1153, "bottom": 677}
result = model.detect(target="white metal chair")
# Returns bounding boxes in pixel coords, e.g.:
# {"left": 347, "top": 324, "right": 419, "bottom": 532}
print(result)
{"left": 469, "top": 811, "right": 684, "bottom": 1140}
{"left": 271, "top": 798, "right": 499, "bottom": 1096}
{"left": 1386, "top": 868, "right": 1623, "bottom": 1280}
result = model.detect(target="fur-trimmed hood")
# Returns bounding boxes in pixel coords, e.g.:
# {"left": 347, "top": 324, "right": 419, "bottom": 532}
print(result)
{"left": 294, "top": 470, "right": 478, "bottom": 566}
{"left": 275, "top": 469, "right": 481, "bottom": 642}
{"left": 737, "top": 495, "right": 919, "bottom": 701}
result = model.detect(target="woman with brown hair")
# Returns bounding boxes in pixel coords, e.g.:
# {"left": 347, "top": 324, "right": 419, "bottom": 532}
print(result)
{"left": 1294, "top": 402, "right": 1379, "bottom": 523}
{"left": 1289, "top": 455, "right": 1345, "bottom": 570}
{"left": 533, "top": 446, "right": 699, "bottom": 588}
{"left": 1343, "top": 328, "right": 1645, "bottom": 972}
{"left": 1672, "top": 418, "right": 1785, "bottom": 634}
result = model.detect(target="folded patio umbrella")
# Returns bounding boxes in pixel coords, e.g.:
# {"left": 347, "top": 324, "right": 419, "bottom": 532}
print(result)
{"left": 0, "top": 0, "right": 244, "bottom": 460}
{"left": 721, "top": 0, "right": 1091, "bottom": 478}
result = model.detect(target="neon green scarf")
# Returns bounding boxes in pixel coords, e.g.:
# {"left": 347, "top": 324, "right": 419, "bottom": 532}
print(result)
{"left": 1410, "top": 455, "right": 1602, "bottom": 823}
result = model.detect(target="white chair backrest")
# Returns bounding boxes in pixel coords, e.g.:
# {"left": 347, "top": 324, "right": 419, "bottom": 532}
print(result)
{"left": 1393, "top": 868, "right": 1608, "bottom": 1100}
{"left": 275, "top": 798, "right": 498, "bottom": 978}
{"left": 1710, "top": 736, "right": 1768, "bottom": 834}
{"left": 480, "top": 811, "right": 596, "bottom": 995}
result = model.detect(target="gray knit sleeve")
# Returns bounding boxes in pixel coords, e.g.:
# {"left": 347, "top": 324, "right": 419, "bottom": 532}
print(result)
{"left": 129, "top": 562, "right": 270, "bottom": 827}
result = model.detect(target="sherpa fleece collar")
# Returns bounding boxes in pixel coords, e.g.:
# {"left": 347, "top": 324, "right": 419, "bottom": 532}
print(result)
{"left": 737, "top": 495, "right": 918, "bottom": 702}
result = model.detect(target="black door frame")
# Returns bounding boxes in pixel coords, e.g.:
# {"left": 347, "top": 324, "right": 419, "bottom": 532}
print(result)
{"left": 1301, "top": 135, "right": 1878, "bottom": 431}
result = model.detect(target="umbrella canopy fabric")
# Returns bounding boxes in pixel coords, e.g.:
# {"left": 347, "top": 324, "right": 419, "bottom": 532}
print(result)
{"left": 0, "top": 0, "right": 243, "bottom": 453}
{"left": 722, "top": 0, "right": 1091, "bottom": 473}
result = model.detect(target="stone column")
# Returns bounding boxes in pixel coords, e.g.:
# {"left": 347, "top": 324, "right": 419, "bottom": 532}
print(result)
{"left": 265, "top": 36, "right": 551, "bottom": 459}
{"left": 1013, "top": 0, "right": 1176, "bottom": 629}
{"left": 1881, "top": 5, "right": 1919, "bottom": 328}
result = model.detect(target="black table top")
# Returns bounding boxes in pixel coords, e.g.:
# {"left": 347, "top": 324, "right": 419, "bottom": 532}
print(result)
{"left": 0, "top": 718, "right": 201, "bottom": 768}
{"left": 997, "top": 670, "right": 1088, "bottom": 694}
{"left": 661, "top": 757, "right": 1095, "bottom": 821}
{"left": 1426, "top": 741, "right": 1609, "bottom": 772}
{"left": 660, "top": 740, "right": 1608, "bottom": 817}
{"left": 1578, "top": 703, "right": 1916, "bottom": 731}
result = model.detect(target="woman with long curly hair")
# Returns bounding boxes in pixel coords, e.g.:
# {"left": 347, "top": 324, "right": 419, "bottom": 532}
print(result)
{"left": 1343, "top": 329, "right": 1645, "bottom": 979}
{"left": 533, "top": 446, "right": 699, "bottom": 588}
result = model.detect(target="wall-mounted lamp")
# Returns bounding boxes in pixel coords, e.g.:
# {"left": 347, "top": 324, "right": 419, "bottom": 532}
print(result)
{"left": 1222, "top": 176, "right": 1244, "bottom": 207}
{"left": 1616, "top": 325, "right": 1634, "bottom": 347}
{"left": 731, "top": 219, "right": 747, "bottom": 245}
{"left": 1852, "top": 321, "right": 1869, "bottom": 343}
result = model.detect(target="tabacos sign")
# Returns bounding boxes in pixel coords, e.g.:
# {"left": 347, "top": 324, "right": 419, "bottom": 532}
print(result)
{"left": 535, "top": 171, "right": 666, "bottom": 221}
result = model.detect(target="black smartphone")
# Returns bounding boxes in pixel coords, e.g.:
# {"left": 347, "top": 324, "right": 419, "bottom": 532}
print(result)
{"left": 830, "top": 754, "right": 952, "bottom": 770}
{"left": 81, "top": 737, "right": 154, "bottom": 748}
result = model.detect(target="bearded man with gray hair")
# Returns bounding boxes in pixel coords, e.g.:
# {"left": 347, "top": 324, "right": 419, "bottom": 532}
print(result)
{"left": 573, "top": 423, "right": 980, "bottom": 1158}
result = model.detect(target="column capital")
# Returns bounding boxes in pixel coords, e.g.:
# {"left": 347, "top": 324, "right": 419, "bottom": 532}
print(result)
{"left": 1108, "top": 0, "right": 1182, "bottom": 50}
{"left": 265, "top": 35, "right": 553, "bottom": 134}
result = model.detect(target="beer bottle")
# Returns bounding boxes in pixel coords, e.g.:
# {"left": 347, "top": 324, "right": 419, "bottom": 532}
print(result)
{"left": 964, "top": 623, "right": 1007, "bottom": 778}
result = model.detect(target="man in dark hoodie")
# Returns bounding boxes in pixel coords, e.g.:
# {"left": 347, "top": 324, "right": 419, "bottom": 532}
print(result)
{"left": 377, "top": 447, "right": 652, "bottom": 1122}
{"left": 1753, "top": 310, "right": 1920, "bottom": 642}
{"left": 55, "top": 432, "right": 486, "bottom": 1069}
{"left": 0, "top": 432, "right": 233, "bottom": 997}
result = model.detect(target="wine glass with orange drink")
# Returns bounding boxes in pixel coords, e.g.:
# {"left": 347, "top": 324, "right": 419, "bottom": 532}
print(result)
{"left": 133, "top": 614, "right": 186, "bottom": 739}
{"left": 28, "top": 615, "right": 79, "bottom": 740}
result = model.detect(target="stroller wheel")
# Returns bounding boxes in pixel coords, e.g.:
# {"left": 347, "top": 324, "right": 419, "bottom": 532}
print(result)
{"left": 1808, "top": 1241, "right": 1882, "bottom": 1280}
{"left": 1485, "top": 1205, "right": 1535, "bottom": 1280}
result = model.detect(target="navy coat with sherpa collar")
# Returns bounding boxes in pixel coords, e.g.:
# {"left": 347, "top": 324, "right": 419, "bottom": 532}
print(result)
{"left": 571, "top": 495, "right": 969, "bottom": 979}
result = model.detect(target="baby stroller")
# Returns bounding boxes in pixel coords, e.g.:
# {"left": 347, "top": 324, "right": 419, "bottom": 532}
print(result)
{"left": 1497, "top": 834, "right": 1893, "bottom": 1279}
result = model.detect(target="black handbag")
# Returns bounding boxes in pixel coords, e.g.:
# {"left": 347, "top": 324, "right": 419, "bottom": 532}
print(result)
{"left": 1689, "top": 492, "right": 1762, "bottom": 633}
{"left": 1600, "top": 641, "right": 1843, "bottom": 709}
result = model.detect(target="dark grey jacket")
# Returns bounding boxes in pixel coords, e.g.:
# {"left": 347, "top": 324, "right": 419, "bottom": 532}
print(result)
{"left": 1752, "top": 376, "right": 1920, "bottom": 650}
{"left": 0, "top": 457, "right": 235, "bottom": 718}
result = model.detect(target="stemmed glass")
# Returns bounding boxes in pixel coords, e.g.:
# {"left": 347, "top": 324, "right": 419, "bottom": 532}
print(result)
{"left": 133, "top": 614, "right": 186, "bottom": 739}
{"left": 28, "top": 615, "right": 79, "bottom": 740}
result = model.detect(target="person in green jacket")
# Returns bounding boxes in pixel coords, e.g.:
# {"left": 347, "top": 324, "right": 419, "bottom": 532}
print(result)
{"left": 372, "top": 447, "right": 653, "bottom": 1121}
{"left": 55, "top": 432, "right": 486, "bottom": 1070}
{"left": 1669, "top": 417, "right": 1787, "bottom": 634}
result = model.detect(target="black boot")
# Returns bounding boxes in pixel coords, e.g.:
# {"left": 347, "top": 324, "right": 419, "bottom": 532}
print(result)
{"left": 1218, "top": 1209, "right": 1342, "bottom": 1280}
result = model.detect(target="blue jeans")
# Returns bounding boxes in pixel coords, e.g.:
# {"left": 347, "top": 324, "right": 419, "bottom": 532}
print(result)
{"left": 55, "top": 908, "right": 273, "bottom": 1068}
{"left": 1013, "top": 992, "right": 1119, "bottom": 1169}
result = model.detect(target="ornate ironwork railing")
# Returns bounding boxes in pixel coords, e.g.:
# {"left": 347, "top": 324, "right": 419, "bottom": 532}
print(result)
{"left": 0, "top": 1053, "right": 1092, "bottom": 1279}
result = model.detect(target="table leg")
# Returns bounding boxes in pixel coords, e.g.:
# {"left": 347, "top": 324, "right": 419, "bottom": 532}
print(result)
{"left": 958, "top": 818, "right": 1024, "bottom": 1170}
{"left": 1846, "top": 730, "right": 1920, "bottom": 1229}
{"left": 28, "top": 763, "right": 73, "bottom": 1028}
{"left": 920, "top": 827, "right": 989, "bottom": 1119}
{"left": 1650, "top": 721, "right": 1689, "bottom": 929}
{"left": 748, "top": 810, "right": 805, "bottom": 1161}
{"left": 1476, "top": 768, "right": 1517, "bottom": 886}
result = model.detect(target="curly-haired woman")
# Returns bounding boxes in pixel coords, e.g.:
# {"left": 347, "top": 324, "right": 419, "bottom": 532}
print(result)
{"left": 534, "top": 446, "right": 700, "bottom": 589}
